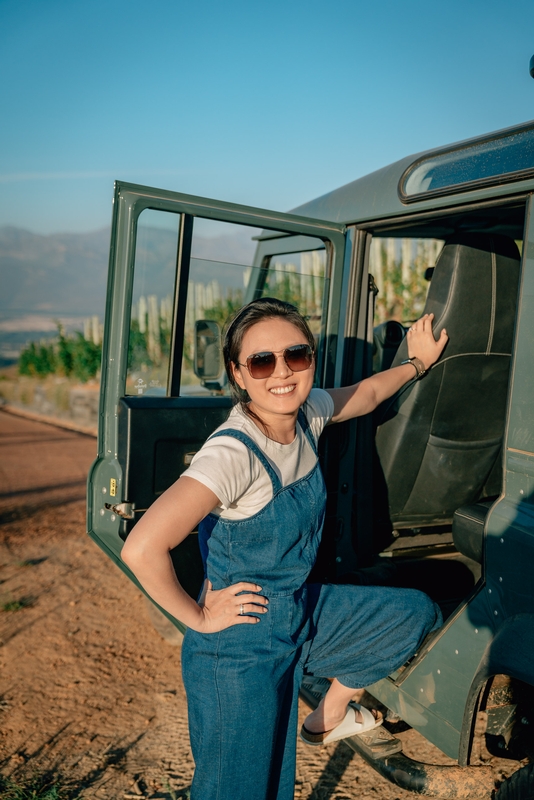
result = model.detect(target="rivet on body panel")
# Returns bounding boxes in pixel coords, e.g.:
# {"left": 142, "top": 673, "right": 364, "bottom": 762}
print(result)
{"left": 499, "top": 577, "right": 503, "bottom": 582}
{"left": 437, "top": 669, "right": 441, "bottom": 674}
{"left": 455, "top": 650, "right": 459, "bottom": 654}
{"left": 102, "top": 486, "right": 107, "bottom": 494}
{"left": 100, "top": 508, "right": 105, "bottom": 516}
{"left": 500, "top": 538, "right": 504, "bottom": 543}
{"left": 475, "top": 629, "right": 479, "bottom": 633}
{"left": 111, "top": 514, "right": 116, "bottom": 522}
{"left": 494, "top": 610, "right": 498, "bottom": 616}
{"left": 488, "top": 589, "right": 492, "bottom": 594}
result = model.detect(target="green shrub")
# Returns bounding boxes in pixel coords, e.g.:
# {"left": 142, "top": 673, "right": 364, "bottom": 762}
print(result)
{"left": 70, "top": 333, "right": 101, "bottom": 382}
{"left": 18, "top": 342, "right": 56, "bottom": 377}
{"left": 57, "top": 326, "right": 74, "bottom": 376}
{"left": 18, "top": 326, "right": 101, "bottom": 384}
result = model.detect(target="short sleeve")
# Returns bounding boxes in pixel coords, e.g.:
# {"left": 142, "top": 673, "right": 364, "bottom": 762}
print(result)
{"left": 303, "top": 388, "right": 335, "bottom": 445}
{"left": 182, "top": 435, "right": 262, "bottom": 510}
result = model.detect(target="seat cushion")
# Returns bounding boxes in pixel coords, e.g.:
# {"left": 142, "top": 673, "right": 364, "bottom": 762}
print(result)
{"left": 452, "top": 499, "right": 494, "bottom": 563}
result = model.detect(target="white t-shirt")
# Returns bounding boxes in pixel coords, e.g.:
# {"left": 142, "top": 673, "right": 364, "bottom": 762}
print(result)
{"left": 183, "top": 388, "right": 334, "bottom": 521}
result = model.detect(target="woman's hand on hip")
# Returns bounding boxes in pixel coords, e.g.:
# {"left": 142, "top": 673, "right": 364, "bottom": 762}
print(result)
{"left": 194, "top": 579, "right": 269, "bottom": 633}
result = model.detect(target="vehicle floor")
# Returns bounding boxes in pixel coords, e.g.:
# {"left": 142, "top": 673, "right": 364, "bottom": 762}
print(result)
{"left": 0, "top": 410, "right": 524, "bottom": 799}
{"left": 338, "top": 551, "right": 481, "bottom": 621}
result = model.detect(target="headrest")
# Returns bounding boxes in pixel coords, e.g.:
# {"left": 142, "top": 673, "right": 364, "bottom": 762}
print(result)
{"left": 394, "top": 233, "right": 520, "bottom": 363}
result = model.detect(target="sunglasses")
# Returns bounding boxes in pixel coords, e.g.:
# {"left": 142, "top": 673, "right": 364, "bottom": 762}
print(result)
{"left": 238, "top": 344, "right": 314, "bottom": 379}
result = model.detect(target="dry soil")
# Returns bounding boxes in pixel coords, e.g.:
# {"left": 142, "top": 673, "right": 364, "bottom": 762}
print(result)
{"left": 0, "top": 410, "right": 519, "bottom": 799}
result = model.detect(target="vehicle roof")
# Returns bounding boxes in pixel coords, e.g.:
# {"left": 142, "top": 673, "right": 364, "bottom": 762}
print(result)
{"left": 291, "top": 120, "right": 534, "bottom": 227}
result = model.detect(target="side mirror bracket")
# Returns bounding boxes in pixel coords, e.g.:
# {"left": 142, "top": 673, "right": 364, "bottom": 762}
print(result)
{"left": 193, "top": 320, "right": 224, "bottom": 390}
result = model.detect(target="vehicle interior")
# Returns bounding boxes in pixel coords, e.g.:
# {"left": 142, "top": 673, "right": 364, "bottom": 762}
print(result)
{"left": 338, "top": 200, "right": 525, "bottom": 623}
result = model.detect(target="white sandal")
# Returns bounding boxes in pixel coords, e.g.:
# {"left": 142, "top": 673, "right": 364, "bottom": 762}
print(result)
{"left": 299, "top": 702, "right": 383, "bottom": 746}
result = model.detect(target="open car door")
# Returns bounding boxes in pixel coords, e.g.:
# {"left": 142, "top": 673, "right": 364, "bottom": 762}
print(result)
{"left": 87, "top": 181, "right": 348, "bottom": 631}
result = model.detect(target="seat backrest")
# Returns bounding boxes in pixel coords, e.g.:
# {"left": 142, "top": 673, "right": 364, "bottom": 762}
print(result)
{"left": 374, "top": 233, "right": 520, "bottom": 530}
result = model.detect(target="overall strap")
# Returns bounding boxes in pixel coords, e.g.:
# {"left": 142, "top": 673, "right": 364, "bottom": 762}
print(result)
{"left": 208, "top": 429, "right": 283, "bottom": 494}
{"left": 298, "top": 408, "right": 318, "bottom": 456}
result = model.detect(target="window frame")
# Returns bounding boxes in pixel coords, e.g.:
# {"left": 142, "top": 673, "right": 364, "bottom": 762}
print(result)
{"left": 398, "top": 120, "right": 534, "bottom": 204}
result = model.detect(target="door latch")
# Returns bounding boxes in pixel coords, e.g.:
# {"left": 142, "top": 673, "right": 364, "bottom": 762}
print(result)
{"left": 104, "top": 502, "right": 136, "bottom": 519}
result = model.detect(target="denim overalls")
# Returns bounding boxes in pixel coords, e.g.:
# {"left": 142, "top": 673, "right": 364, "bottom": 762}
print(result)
{"left": 182, "top": 411, "right": 441, "bottom": 800}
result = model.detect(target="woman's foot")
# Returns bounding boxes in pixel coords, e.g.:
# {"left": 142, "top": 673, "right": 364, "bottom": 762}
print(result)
{"left": 300, "top": 703, "right": 382, "bottom": 746}
{"left": 303, "top": 701, "right": 381, "bottom": 735}
{"left": 300, "top": 683, "right": 383, "bottom": 746}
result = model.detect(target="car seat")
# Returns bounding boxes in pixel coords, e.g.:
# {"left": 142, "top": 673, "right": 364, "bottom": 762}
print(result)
{"left": 373, "top": 233, "right": 520, "bottom": 534}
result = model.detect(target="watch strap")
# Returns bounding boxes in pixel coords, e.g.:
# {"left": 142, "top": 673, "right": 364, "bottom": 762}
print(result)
{"left": 401, "top": 356, "right": 426, "bottom": 378}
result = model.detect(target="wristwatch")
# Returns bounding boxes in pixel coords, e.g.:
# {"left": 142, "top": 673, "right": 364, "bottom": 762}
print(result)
{"left": 401, "top": 356, "right": 426, "bottom": 379}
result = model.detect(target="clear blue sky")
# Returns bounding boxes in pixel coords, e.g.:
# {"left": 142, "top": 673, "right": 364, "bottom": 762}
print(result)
{"left": 1, "top": 0, "right": 533, "bottom": 234}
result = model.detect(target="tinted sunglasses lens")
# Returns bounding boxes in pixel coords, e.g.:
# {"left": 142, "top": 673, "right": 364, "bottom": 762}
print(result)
{"left": 247, "top": 352, "right": 277, "bottom": 378}
{"left": 246, "top": 345, "right": 313, "bottom": 378}
{"left": 284, "top": 345, "right": 313, "bottom": 371}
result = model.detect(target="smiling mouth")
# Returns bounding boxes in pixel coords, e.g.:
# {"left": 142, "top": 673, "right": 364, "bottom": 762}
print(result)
{"left": 269, "top": 384, "right": 296, "bottom": 395}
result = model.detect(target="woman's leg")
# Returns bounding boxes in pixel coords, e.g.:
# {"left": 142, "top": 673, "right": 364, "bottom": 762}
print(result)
{"left": 301, "top": 583, "right": 442, "bottom": 732}
{"left": 182, "top": 627, "right": 301, "bottom": 800}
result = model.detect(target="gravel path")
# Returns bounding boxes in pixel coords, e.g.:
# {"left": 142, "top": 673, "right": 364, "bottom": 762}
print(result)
{"left": 0, "top": 410, "right": 516, "bottom": 798}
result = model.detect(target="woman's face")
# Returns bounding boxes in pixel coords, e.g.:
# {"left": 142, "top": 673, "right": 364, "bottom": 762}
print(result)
{"left": 232, "top": 317, "right": 315, "bottom": 422}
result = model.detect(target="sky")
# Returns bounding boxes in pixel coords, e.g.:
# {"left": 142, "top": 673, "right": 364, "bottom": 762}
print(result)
{"left": 1, "top": 0, "right": 534, "bottom": 235}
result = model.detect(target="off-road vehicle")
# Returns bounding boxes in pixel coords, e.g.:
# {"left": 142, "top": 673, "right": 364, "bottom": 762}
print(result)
{"left": 88, "top": 118, "right": 534, "bottom": 798}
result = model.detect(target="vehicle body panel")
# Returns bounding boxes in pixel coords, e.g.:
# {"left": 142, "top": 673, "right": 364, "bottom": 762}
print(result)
{"left": 292, "top": 120, "right": 534, "bottom": 226}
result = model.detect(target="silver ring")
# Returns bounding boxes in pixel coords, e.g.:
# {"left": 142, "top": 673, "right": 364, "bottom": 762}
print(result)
{"left": 239, "top": 603, "right": 245, "bottom": 616}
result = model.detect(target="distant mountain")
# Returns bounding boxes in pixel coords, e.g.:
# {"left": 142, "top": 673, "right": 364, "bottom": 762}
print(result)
{"left": 0, "top": 226, "right": 111, "bottom": 316}
{"left": 0, "top": 224, "right": 258, "bottom": 318}
{"left": 0, "top": 223, "right": 259, "bottom": 363}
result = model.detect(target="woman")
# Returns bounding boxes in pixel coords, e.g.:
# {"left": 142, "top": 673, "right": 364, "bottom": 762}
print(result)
{"left": 121, "top": 298, "right": 448, "bottom": 800}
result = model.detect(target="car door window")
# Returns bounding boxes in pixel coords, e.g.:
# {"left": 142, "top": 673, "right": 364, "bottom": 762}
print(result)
{"left": 181, "top": 218, "right": 261, "bottom": 396}
{"left": 126, "top": 208, "right": 180, "bottom": 395}
{"left": 369, "top": 236, "right": 444, "bottom": 324}
{"left": 180, "top": 219, "right": 328, "bottom": 396}
{"left": 261, "top": 248, "right": 327, "bottom": 341}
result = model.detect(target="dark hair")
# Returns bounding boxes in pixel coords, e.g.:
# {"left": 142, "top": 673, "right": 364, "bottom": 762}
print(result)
{"left": 223, "top": 297, "right": 316, "bottom": 432}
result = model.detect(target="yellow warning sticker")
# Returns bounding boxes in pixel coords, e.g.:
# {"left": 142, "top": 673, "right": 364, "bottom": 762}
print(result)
{"left": 110, "top": 478, "right": 117, "bottom": 497}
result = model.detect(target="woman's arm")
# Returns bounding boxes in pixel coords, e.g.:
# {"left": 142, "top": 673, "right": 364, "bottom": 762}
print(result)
{"left": 120, "top": 476, "right": 267, "bottom": 632}
{"left": 327, "top": 313, "right": 448, "bottom": 424}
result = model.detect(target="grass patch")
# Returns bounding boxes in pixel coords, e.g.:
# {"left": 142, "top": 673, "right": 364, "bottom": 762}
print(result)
{"left": 1, "top": 600, "right": 26, "bottom": 612}
{"left": 15, "top": 559, "right": 46, "bottom": 568}
{"left": 1, "top": 597, "right": 33, "bottom": 612}
{"left": 165, "top": 781, "right": 191, "bottom": 800}
{"left": 164, "top": 782, "right": 178, "bottom": 800}
{"left": 164, "top": 783, "right": 190, "bottom": 800}
{"left": 0, "top": 772, "right": 80, "bottom": 800}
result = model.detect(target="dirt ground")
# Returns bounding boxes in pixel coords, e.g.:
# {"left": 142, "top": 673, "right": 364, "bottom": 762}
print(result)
{"left": 0, "top": 409, "right": 520, "bottom": 799}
